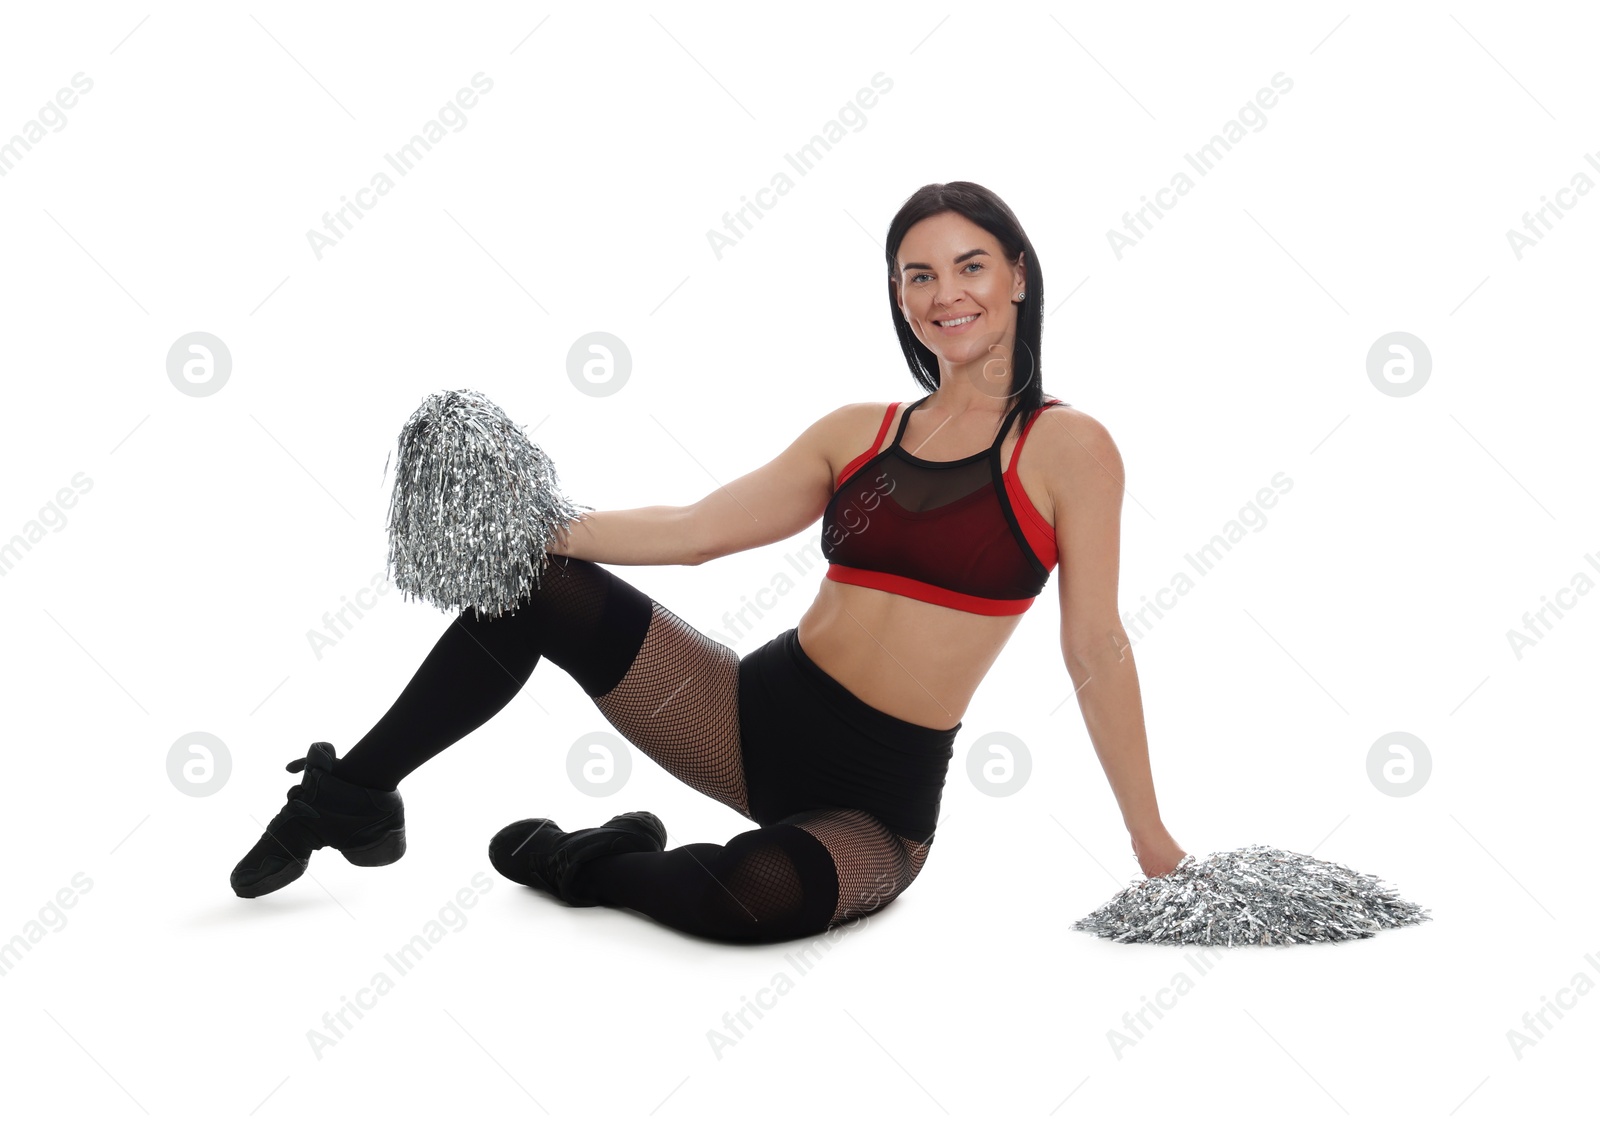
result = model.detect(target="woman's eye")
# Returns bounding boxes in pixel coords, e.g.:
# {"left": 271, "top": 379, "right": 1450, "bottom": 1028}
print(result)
{"left": 911, "top": 263, "right": 983, "bottom": 283}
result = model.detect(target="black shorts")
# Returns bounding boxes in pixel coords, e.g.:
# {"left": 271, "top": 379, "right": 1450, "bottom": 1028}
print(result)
{"left": 737, "top": 627, "right": 960, "bottom": 844}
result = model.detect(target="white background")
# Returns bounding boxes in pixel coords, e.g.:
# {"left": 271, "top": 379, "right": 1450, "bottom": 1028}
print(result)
{"left": 0, "top": 1, "right": 1593, "bottom": 1126}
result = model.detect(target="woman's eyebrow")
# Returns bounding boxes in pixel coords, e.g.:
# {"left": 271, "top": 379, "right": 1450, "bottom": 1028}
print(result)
{"left": 899, "top": 248, "right": 990, "bottom": 272}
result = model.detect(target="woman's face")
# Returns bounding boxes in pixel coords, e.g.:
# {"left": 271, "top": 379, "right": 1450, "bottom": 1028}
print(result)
{"left": 893, "top": 211, "right": 1027, "bottom": 382}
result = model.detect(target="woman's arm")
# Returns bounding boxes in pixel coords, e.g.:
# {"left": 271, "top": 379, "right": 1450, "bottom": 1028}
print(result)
{"left": 543, "top": 405, "right": 852, "bottom": 567}
{"left": 1043, "top": 408, "right": 1185, "bottom": 877}
{"left": 544, "top": 506, "right": 700, "bottom": 566}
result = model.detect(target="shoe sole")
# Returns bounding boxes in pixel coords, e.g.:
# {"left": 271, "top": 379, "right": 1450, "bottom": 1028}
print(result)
{"left": 232, "top": 857, "right": 308, "bottom": 899}
{"left": 232, "top": 824, "right": 406, "bottom": 898}
{"left": 342, "top": 826, "right": 407, "bottom": 867}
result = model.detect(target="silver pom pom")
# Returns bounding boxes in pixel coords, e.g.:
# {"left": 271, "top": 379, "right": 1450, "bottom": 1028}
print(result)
{"left": 383, "top": 389, "right": 591, "bottom": 620}
{"left": 1073, "top": 844, "right": 1431, "bottom": 946}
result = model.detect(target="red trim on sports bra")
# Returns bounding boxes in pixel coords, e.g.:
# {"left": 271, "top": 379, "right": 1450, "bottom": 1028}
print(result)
{"left": 1004, "top": 401, "right": 1064, "bottom": 569}
{"left": 1008, "top": 399, "right": 1056, "bottom": 475}
{"left": 823, "top": 564, "right": 1039, "bottom": 615}
{"left": 1006, "top": 471, "right": 1058, "bottom": 570}
{"left": 834, "top": 402, "right": 900, "bottom": 490}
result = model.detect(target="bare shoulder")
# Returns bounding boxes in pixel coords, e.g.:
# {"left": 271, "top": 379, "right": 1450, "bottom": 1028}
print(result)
{"left": 1031, "top": 402, "right": 1124, "bottom": 503}
{"left": 829, "top": 400, "right": 896, "bottom": 429}
{"left": 815, "top": 400, "right": 897, "bottom": 482}
{"left": 782, "top": 400, "right": 885, "bottom": 445}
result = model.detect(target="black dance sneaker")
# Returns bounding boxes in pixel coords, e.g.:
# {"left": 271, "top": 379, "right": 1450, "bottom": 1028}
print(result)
{"left": 230, "top": 742, "right": 406, "bottom": 898}
{"left": 488, "top": 812, "right": 666, "bottom": 907}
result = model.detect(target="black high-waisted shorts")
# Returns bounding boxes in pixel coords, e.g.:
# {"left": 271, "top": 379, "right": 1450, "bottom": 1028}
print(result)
{"left": 737, "top": 627, "right": 961, "bottom": 844}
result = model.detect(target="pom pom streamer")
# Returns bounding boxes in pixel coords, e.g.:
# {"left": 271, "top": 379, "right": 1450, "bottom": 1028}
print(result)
{"left": 384, "top": 389, "right": 592, "bottom": 620}
{"left": 1073, "top": 844, "right": 1431, "bottom": 946}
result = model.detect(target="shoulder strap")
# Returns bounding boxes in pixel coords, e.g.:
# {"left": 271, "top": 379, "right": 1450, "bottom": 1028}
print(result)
{"left": 836, "top": 402, "right": 906, "bottom": 488}
{"left": 992, "top": 400, "right": 1029, "bottom": 450}
{"left": 1006, "top": 399, "right": 1064, "bottom": 474}
{"left": 890, "top": 394, "right": 931, "bottom": 448}
{"left": 869, "top": 401, "right": 898, "bottom": 455}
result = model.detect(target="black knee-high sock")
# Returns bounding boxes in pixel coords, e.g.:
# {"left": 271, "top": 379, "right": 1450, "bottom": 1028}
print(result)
{"left": 578, "top": 825, "right": 841, "bottom": 943}
{"left": 335, "top": 556, "right": 654, "bottom": 790}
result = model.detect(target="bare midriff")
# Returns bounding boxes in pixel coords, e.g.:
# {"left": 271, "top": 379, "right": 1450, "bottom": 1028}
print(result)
{"left": 796, "top": 585, "right": 1028, "bottom": 729}
{"left": 794, "top": 400, "right": 1060, "bottom": 731}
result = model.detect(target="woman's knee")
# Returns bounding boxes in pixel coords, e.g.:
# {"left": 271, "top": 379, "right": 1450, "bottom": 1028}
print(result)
{"left": 514, "top": 556, "right": 656, "bottom": 696}
{"left": 695, "top": 824, "right": 841, "bottom": 943}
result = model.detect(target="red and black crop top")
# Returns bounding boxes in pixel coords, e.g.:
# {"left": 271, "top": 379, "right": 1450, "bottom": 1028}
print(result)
{"left": 820, "top": 394, "right": 1066, "bottom": 615}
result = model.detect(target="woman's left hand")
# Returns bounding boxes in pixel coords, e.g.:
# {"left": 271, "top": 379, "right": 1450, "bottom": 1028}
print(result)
{"left": 1131, "top": 826, "right": 1187, "bottom": 878}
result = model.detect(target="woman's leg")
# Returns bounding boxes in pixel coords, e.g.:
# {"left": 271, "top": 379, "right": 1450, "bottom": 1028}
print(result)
{"left": 335, "top": 555, "right": 749, "bottom": 815}
{"left": 588, "top": 601, "right": 746, "bottom": 815}
{"left": 578, "top": 807, "right": 933, "bottom": 942}
{"left": 331, "top": 554, "right": 931, "bottom": 942}
{"left": 236, "top": 553, "right": 753, "bottom": 897}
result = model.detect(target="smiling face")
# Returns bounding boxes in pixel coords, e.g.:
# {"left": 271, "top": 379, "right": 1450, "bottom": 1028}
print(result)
{"left": 892, "top": 211, "right": 1028, "bottom": 391}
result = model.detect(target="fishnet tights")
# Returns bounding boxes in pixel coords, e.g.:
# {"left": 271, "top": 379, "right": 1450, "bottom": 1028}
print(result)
{"left": 784, "top": 809, "right": 932, "bottom": 926}
{"left": 592, "top": 602, "right": 748, "bottom": 817}
{"left": 596, "top": 602, "right": 931, "bottom": 928}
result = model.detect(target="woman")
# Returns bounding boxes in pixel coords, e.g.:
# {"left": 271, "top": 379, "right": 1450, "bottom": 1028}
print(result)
{"left": 230, "top": 181, "right": 1186, "bottom": 942}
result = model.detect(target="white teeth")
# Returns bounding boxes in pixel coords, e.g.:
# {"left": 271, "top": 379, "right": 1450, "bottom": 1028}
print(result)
{"left": 936, "top": 314, "right": 977, "bottom": 326}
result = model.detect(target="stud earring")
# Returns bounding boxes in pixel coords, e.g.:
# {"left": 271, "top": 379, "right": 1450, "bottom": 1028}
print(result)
{"left": 1016, "top": 291, "right": 1025, "bottom": 301}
